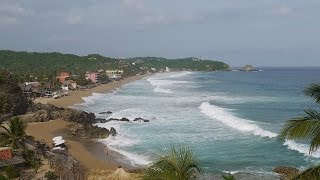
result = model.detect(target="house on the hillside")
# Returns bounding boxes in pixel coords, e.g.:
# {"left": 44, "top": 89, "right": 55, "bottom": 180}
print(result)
{"left": 0, "top": 147, "right": 25, "bottom": 169}
{"left": 19, "top": 82, "right": 42, "bottom": 97}
{"left": 85, "top": 72, "right": 100, "bottom": 83}
{"left": 57, "top": 72, "right": 70, "bottom": 83}
{"left": 61, "top": 80, "right": 77, "bottom": 91}
{"left": 105, "top": 70, "right": 123, "bottom": 81}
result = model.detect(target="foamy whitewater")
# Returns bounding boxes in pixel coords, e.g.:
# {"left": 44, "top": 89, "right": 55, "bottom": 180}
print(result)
{"left": 73, "top": 67, "right": 320, "bottom": 179}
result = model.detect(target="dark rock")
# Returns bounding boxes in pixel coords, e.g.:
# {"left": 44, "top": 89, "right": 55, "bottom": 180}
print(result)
{"left": 239, "top": 64, "right": 257, "bottom": 72}
{"left": 32, "top": 109, "right": 49, "bottom": 122}
{"left": 120, "top": 118, "right": 130, "bottom": 122}
{"left": 95, "top": 118, "right": 108, "bottom": 123}
{"left": 69, "top": 123, "right": 109, "bottom": 139}
{"left": 99, "top": 112, "right": 107, "bottom": 114}
{"left": 107, "top": 111, "right": 112, "bottom": 114}
{"left": 133, "top": 117, "right": 150, "bottom": 122}
{"left": 110, "top": 127, "right": 117, "bottom": 136}
{"left": 273, "top": 166, "right": 299, "bottom": 180}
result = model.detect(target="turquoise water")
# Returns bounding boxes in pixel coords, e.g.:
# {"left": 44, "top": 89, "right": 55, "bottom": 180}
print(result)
{"left": 73, "top": 67, "right": 320, "bottom": 178}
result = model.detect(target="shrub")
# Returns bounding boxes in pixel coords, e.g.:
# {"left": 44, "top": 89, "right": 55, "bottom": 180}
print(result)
{"left": 222, "top": 173, "right": 236, "bottom": 180}
{"left": 44, "top": 171, "right": 58, "bottom": 180}
{"left": 4, "top": 166, "right": 20, "bottom": 179}
{"left": 29, "top": 158, "right": 43, "bottom": 173}
{"left": 0, "top": 174, "right": 8, "bottom": 180}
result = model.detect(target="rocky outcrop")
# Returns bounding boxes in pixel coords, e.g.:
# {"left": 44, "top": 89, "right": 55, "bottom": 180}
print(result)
{"left": 239, "top": 64, "right": 256, "bottom": 71}
{"left": 133, "top": 117, "right": 150, "bottom": 122}
{"left": 273, "top": 166, "right": 299, "bottom": 180}
{"left": 99, "top": 111, "right": 112, "bottom": 114}
{"left": 96, "top": 117, "right": 152, "bottom": 123}
{"left": 28, "top": 103, "right": 96, "bottom": 124}
{"left": 110, "top": 127, "right": 117, "bottom": 136}
{"left": 69, "top": 123, "right": 109, "bottom": 139}
{"left": 27, "top": 103, "right": 110, "bottom": 139}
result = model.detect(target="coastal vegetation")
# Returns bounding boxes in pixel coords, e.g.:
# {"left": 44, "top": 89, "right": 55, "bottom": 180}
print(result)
{"left": 280, "top": 82, "right": 320, "bottom": 179}
{"left": 0, "top": 50, "right": 230, "bottom": 82}
{"left": 143, "top": 145, "right": 203, "bottom": 180}
{"left": 0, "top": 117, "right": 28, "bottom": 150}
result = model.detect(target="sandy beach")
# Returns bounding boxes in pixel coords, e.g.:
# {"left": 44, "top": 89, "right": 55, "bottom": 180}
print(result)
{"left": 34, "top": 75, "right": 148, "bottom": 108}
{"left": 27, "top": 75, "right": 150, "bottom": 172}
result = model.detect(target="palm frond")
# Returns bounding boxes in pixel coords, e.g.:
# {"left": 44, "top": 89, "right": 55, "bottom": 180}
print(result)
{"left": 305, "top": 83, "right": 320, "bottom": 103}
{"left": 293, "top": 164, "right": 320, "bottom": 180}
{"left": 144, "top": 144, "right": 202, "bottom": 180}
{"left": 279, "top": 115, "right": 320, "bottom": 141}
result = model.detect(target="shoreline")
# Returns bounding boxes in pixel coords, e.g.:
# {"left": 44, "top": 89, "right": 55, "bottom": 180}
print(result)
{"left": 28, "top": 74, "right": 151, "bottom": 173}
{"left": 34, "top": 74, "right": 150, "bottom": 108}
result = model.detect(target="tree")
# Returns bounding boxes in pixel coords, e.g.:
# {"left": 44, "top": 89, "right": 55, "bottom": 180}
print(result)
{"left": 98, "top": 74, "right": 109, "bottom": 83}
{"left": 143, "top": 145, "right": 203, "bottom": 180}
{"left": 0, "top": 117, "right": 28, "bottom": 149}
{"left": 280, "top": 83, "right": 320, "bottom": 179}
{"left": 30, "top": 157, "right": 43, "bottom": 173}
{"left": 0, "top": 96, "right": 8, "bottom": 115}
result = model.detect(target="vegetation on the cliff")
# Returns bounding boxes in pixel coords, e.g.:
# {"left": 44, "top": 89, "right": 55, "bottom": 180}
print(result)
{"left": 280, "top": 82, "right": 320, "bottom": 179}
{"left": 0, "top": 69, "right": 30, "bottom": 118}
{"left": 0, "top": 117, "right": 28, "bottom": 149}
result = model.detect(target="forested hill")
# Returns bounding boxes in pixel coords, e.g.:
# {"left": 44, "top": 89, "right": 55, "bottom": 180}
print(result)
{"left": 0, "top": 50, "right": 230, "bottom": 78}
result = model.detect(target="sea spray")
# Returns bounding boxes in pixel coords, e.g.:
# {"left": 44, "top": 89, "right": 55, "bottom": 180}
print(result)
{"left": 199, "top": 102, "right": 277, "bottom": 138}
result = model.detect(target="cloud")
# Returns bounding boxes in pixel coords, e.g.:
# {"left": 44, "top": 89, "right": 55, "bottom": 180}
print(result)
{"left": 0, "top": 2, "right": 33, "bottom": 24}
{"left": 48, "top": 34, "right": 74, "bottom": 42}
{"left": 66, "top": 14, "right": 82, "bottom": 25}
{"left": 267, "top": 6, "right": 292, "bottom": 15}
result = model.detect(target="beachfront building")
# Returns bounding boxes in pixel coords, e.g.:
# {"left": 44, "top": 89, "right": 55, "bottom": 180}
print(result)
{"left": 105, "top": 70, "right": 124, "bottom": 81}
{"left": 57, "top": 72, "right": 70, "bottom": 83}
{"left": 61, "top": 80, "right": 77, "bottom": 91}
{"left": 85, "top": 71, "right": 100, "bottom": 83}
{"left": 0, "top": 147, "right": 26, "bottom": 169}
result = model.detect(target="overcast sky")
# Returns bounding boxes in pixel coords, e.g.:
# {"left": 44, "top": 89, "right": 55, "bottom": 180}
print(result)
{"left": 0, "top": 0, "right": 319, "bottom": 66}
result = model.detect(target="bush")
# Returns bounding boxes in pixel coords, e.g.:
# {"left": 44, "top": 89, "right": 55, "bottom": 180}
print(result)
{"left": 222, "top": 173, "right": 236, "bottom": 180}
{"left": 44, "top": 171, "right": 58, "bottom": 180}
{"left": 29, "top": 158, "right": 43, "bottom": 173}
{"left": 4, "top": 166, "right": 20, "bottom": 179}
{"left": 0, "top": 174, "right": 8, "bottom": 180}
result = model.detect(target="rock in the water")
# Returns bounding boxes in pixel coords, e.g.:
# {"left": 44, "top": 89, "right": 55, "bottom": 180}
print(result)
{"left": 95, "top": 118, "right": 107, "bottom": 123}
{"left": 99, "top": 111, "right": 112, "bottom": 114}
{"left": 120, "top": 118, "right": 130, "bottom": 122}
{"left": 273, "top": 166, "right": 299, "bottom": 180}
{"left": 110, "top": 127, "right": 117, "bottom": 136}
{"left": 239, "top": 64, "right": 256, "bottom": 71}
{"left": 133, "top": 117, "right": 150, "bottom": 122}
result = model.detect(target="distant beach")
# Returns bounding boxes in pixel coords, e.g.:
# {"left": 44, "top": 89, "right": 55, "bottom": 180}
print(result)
{"left": 27, "top": 74, "right": 150, "bottom": 173}
{"left": 34, "top": 74, "right": 149, "bottom": 108}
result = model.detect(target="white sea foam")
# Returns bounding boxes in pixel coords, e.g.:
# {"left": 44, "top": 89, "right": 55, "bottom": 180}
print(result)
{"left": 96, "top": 123, "right": 151, "bottom": 166}
{"left": 284, "top": 140, "right": 320, "bottom": 158}
{"left": 147, "top": 78, "right": 189, "bottom": 94}
{"left": 154, "top": 87, "right": 172, "bottom": 93}
{"left": 169, "top": 71, "right": 193, "bottom": 78}
{"left": 199, "top": 102, "right": 277, "bottom": 138}
{"left": 208, "top": 95, "right": 278, "bottom": 104}
{"left": 108, "top": 108, "right": 156, "bottom": 121}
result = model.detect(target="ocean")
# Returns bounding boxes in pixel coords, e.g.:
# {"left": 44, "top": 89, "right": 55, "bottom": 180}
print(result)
{"left": 73, "top": 67, "right": 320, "bottom": 179}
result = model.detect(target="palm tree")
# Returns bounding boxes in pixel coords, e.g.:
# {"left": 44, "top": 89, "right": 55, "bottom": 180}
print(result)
{"left": 143, "top": 145, "right": 203, "bottom": 180}
{"left": 0, "top": 117, "right": 28, "bottom": 149}
{"left": 280, "top": 83, "right": 320, "bottom": 179}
